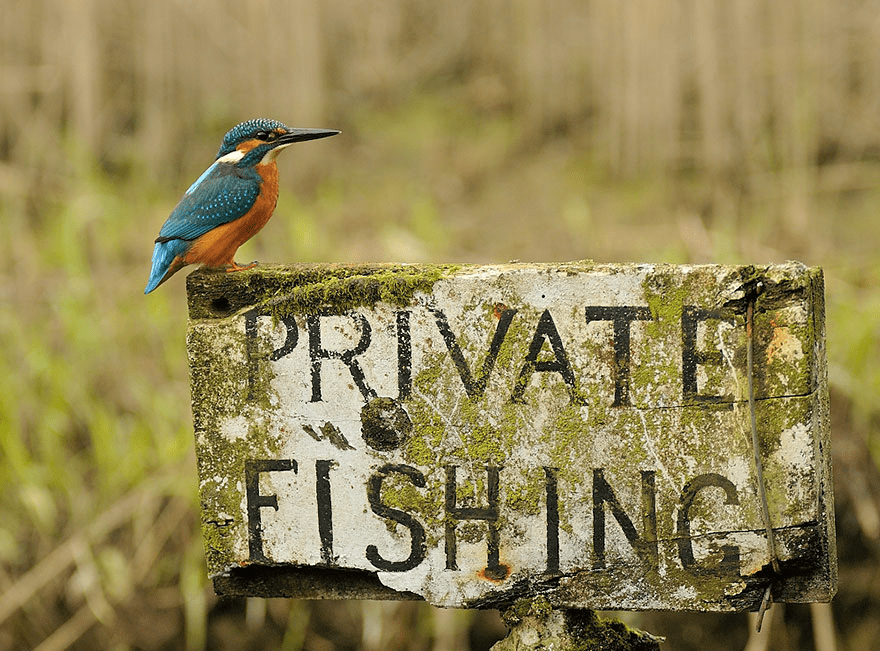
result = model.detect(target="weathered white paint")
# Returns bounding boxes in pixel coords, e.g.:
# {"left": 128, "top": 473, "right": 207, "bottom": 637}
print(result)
{"left": 186, "top": 262, "right": 836, "bottom": 610}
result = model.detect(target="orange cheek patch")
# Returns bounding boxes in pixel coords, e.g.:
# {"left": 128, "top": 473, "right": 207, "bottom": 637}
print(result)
{"left": 236, "top": 139, "right": 262, "bottom": 154}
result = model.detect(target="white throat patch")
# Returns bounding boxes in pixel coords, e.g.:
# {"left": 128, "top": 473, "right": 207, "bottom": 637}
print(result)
{"left": 263, "top": 142, "right": 292, "bottom": 162}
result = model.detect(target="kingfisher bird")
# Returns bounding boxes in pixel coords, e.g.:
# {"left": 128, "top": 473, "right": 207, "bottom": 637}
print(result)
{"left": 144, "top": 118, "right": 339, "bottom": 294}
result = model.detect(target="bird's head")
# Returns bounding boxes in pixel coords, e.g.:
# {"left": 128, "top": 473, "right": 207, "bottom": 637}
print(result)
{"left": 216, "top": 118, "right": 339, "bottom": 166}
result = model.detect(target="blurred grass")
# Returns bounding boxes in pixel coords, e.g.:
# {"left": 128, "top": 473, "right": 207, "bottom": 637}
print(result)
{"left": 0, "top": 151, "right": 199, "bottom": 649}
{"left": 3, "top": 0, "right": 880, "bottom": 649}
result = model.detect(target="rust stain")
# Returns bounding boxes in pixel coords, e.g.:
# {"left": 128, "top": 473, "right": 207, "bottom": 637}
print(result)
{"left": 478, "top": 563, "right": 511, "bottom": 582}
{"left": 493, "top": 303, "right": 508, "bottom": 319}
{"left": 766, "top": 324, "right": 794, "bottom": 362}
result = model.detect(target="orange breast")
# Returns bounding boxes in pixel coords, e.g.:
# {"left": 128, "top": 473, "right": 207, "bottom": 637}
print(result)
{"left": 185, "top": 163, "right": 280, "bottom": 267}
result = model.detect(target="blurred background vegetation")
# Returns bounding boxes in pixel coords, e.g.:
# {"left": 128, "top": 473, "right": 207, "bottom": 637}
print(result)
{"left": 2, "top": 0, "right": 880, "bottom": 649}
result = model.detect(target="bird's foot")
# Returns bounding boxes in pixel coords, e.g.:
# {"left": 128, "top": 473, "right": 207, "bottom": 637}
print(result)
{"left": 226, "top": 260, "right": 258, "bottom": 273}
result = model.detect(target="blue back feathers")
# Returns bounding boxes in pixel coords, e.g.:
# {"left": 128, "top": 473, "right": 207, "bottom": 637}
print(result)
{"left": 143, "top": 144, "right": 264, "bottom": 293}
{"left": 158, "top": 163, "right": 261, "bottom": 242}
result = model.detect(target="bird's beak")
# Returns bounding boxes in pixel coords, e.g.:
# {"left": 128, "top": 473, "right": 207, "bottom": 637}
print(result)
{"left": 277, "top": 128, "right": 340, "bottom": 146}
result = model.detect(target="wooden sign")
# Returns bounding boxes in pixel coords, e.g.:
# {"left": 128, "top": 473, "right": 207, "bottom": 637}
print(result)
{"left": 186, "top": 262, "right": 836, "bottom": 610}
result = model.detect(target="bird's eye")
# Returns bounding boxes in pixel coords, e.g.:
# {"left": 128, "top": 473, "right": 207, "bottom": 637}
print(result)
{"left": 255, "top": 131, "right": 269, "bottom": 140}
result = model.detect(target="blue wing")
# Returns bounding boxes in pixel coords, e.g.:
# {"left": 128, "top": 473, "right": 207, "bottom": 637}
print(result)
{"left": 157, "top": 162, "right": 260, "bottom": 241}
{"left": 144, "top": 162, "right": 260, "bottom": 293}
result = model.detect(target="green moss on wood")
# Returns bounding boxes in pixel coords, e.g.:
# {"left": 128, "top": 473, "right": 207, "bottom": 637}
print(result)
{"left": 187, "top": 262, "right": 462, "bottom": 319}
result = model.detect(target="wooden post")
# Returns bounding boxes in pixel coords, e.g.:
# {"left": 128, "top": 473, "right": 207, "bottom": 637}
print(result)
{"left": 492, "top": 597, "right": 663, "bottom": 650}
{"left": 185, "top": 262, "right": 835, "bottom": 623}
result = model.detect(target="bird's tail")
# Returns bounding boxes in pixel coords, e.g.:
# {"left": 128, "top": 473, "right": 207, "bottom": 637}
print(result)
{"left": 144, "top": 239, "right": 190, "bottom": 294}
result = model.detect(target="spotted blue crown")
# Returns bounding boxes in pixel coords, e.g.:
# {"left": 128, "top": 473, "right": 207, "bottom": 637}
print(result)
{"left": 217, "top": 118, "right": 290, "bottom": 159}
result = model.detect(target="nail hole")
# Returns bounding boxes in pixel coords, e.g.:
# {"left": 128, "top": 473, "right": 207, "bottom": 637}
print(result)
{"left": 210, "top": 296, "right": 232, "bottom": 316}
